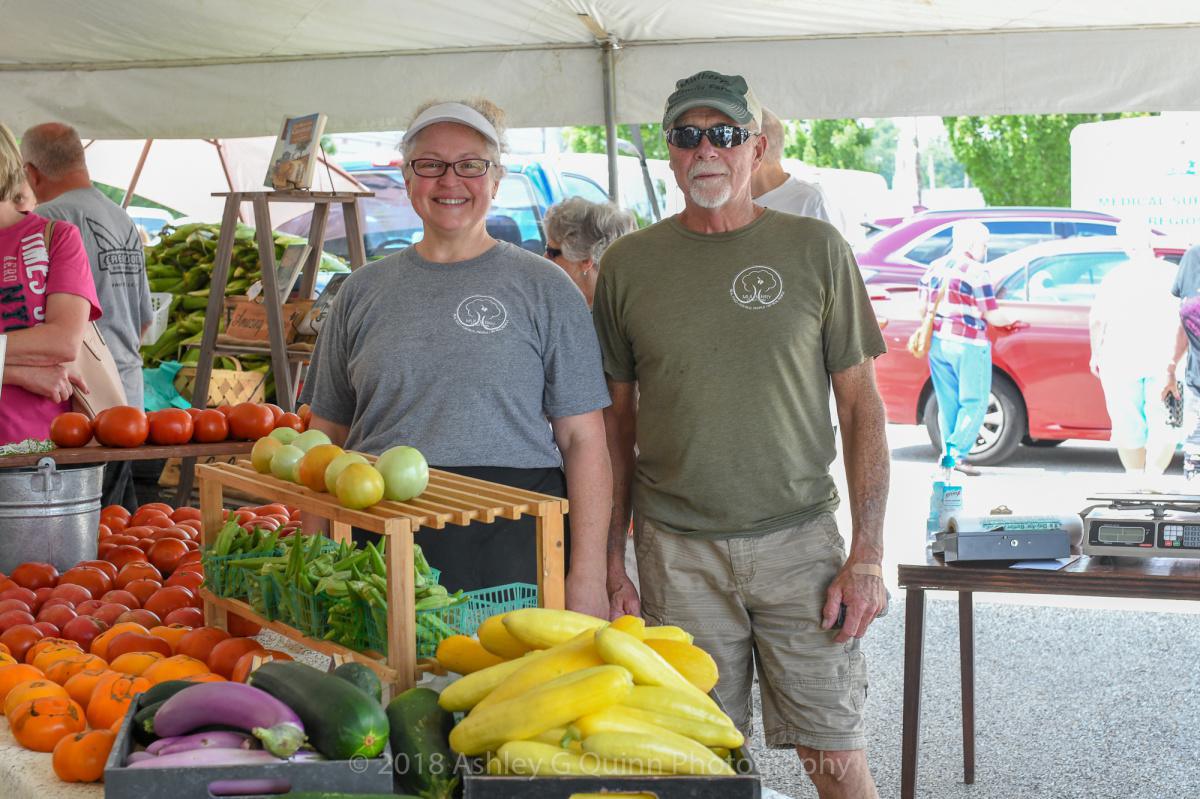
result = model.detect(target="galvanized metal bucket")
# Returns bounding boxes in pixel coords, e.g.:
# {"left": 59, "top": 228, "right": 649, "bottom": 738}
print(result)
{"left": 0, "top": 457, "right": 101, "bottom": 572}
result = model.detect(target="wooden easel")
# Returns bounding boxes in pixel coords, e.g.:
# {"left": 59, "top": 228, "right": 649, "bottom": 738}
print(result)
{"left": 177, "top": 190, "right": 371, "bottom": 502}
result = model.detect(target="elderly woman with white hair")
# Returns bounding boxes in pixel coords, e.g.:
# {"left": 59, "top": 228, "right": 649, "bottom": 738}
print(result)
{"left": 542, "top": 197, "right": 636, "bottom": 307}
{"left": 305, "top": 99, "right": 613, "bottom": 616}
{"left": 917, "top": 220, "right": 1016, "bottom": 475}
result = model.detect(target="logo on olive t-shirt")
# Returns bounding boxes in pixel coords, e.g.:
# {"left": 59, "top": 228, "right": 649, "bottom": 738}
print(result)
{"left": 730, "top": 265, "right": 784, "bottom": 310}
{"left": 454, "top": 295, "right": 509, "bottom": 333}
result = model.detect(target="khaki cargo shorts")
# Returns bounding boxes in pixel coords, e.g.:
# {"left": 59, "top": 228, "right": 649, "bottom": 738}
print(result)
{"left": 634, "top": 511, "right": 868, "bottom": 751}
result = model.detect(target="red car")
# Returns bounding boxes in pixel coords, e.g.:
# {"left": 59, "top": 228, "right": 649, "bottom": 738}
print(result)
{"left": 872, "top": 237, "right": 1187, "bottom": 464}
{"left": 856, "top": 207, "right": 1123, "bottom": 286}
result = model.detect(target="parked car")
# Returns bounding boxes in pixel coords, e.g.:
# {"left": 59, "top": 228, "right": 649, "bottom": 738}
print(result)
{"left": 278, "top": 157, "right": 623, "bottom": 261}
{"left": 872, "top": 236, "right": 1188, "bottom": 465}
{"left": 855, "top": 207, "right": 1125, "bottom": 286}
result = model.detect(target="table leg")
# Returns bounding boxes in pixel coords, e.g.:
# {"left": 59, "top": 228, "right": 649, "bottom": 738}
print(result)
{"left": 901, "top": 587, "right": 927, "bottom": 799}
{"left": 536, "top": 508, "right": 565, "bottom": 610}
{"left": 959, "top": 590, "right": 976, "bottom": 784}
{"left": 175, "top": 456, "right": 197, "bottom": 506}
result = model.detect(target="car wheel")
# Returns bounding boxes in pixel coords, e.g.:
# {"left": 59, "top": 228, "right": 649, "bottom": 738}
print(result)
{"left": 922, "top": 374, "right": 1027, "bottom": 466}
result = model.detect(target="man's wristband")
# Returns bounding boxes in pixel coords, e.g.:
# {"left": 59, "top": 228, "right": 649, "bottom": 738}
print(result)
{"left": 850, "top": 563, "right": 883, "bottom": 577}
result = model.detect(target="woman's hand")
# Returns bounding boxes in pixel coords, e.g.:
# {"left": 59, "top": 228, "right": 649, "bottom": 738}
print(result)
{"left": 8, "top": 364, "right": 79, "bottom": 403}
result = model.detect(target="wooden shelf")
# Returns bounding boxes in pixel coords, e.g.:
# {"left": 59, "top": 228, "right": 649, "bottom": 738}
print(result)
{"left": 212, "top": 191, "right": 373, "bottom": 203}
{"left": 198, "top": 461, "right": 567, "bottom": 692}
{"left": 0, "top": 441, "right": 254, "bottom": 470}
{"left": 201, "top": 590, "right": 440, "bottom": 686}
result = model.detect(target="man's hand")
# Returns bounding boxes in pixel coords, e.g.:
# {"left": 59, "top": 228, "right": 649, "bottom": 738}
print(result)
{"left": 821, "top": 557, "right": 887, "bottom": 643}
{"left": 607, "top": 569, "right": 641, "bottom": 620}
{"left": 566, "top": 571, "right": 609, "bottom": 619}
{"left": 1162, "top": 366, "right": 1182, "bottom": 402}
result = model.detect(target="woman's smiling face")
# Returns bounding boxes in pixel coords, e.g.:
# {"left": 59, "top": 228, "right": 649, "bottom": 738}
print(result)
{"left": 404, "top": 121, "right": 496, "bottom": 238}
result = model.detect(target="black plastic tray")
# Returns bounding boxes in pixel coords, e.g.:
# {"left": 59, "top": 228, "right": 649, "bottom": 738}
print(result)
{"left": 104, "top": 700, "right": 393, "bottom": 799}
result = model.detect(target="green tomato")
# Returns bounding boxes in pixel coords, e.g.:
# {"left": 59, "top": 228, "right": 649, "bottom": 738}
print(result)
{"left": 376, "top": 445, "right": 429, "bottom": 502}
{"left": 336, "top": 463, "right": 385, "bottom": 510}
{"left": 251, "top": 436, "right": 283, "bottom": 474}
{"left": 270, "top": 444, "right": 305, "bottom": 483}
{"left": 269, "top": 427, "right": 300, "bottom": 445}
{"left": 325, "top": 451, "right": 369, "bottom": 494}
{"left": 292, "top": 429, "right": 332, "bottom": 453}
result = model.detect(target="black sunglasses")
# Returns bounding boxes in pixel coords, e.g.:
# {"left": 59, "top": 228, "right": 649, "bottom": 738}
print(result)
{"left": 666, "top": 125, "right": 756, "bottom": 149}
{"left": 545, "top": 246, "right": 563, "bottom": 259}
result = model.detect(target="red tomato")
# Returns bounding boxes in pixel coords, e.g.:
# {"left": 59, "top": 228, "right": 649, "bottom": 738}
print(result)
{"left": 263, "top": 404, "right": 284, "bottom": 423}
{"left": 143, "top": 586, "right": 195, "bottom": 619}
{"left": 122, "top": 579, "right": 162, "bottom": 607}
{"left": 10, "top": 563, "right": 58, "bottom": 591}
{"left": 149, "top": 539, "right": 189, "bottom": 575}
{"left": 273, "top": 413, "right": 304, "bottom": 432}
{"left": 170, "top": 507, "right": 201, "bottom": 523}
{"left": 49, "top": 413, "right": 93, "bottom": 448}
{"left": 77, "top": 561, "right": 118, "bottom": 583}
{"left": 296, "top": 403, "right": 312, "bottom": 424}
{"left": 94, "top": 406, "right": 149, "bottom": 448}
{"left": 100, "top": 505, "right": 131, "bottom": 523}
{"left": 191, "top": 410, "right": 229, "bottom": 443}
{"left": 147, "top": 409, "right": 194, "bottom": 446}
{"left": 228, "top": 403, "right": 275, "bottom": 441}
{"left": 184, "top": 407, "right": 204, "bottom": 420}
{"left": 135, "top": 502, "right": 174, "bottom": 517}
{"left": 216, "top": 404, "right": 236, "bottom": 419}
{"left": 163, "top": 606, "right": 204, "bottom": 627}
{"left": 164, "top": 571, "right": 204, "bottom": 592}
{"left": 105, "top": 545, "right": 149, "bottom": 571}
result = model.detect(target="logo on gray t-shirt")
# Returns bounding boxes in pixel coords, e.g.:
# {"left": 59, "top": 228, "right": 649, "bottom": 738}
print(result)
{"left": 454, "top": 295, "right": 509, "bottom": 333}
{"left": 86, "top": 218, "right": 144, "bottom": 276}
{"left": 730, "top": 265, "right": 784, "bottom": 310}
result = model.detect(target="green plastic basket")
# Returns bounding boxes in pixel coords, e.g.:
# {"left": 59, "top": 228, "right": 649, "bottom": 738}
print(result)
{"left": 364, "top": 581, "right": 539, "bottom": 657}
{"left": 201, "top": 549, "right": 282, "bottom": 599}
{"left": 246, "top": 572, "right": 281, "bottom": 621}
{"left": 279, "top": 583, "right": 336, "bottom": 638}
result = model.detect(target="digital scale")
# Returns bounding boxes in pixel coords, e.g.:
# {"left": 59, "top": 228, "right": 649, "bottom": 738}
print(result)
{"left": 1082, "top": 493, "right": 1200, "bottom": 559}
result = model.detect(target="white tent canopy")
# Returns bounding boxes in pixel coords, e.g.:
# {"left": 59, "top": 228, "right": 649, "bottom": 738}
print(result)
{"left": 4, "top": 1, "right": 1200, "bottom": 139}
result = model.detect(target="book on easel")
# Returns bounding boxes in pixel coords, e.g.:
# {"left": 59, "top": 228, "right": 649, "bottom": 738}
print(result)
{"left": 246, "top": 243, "right": 310, "bottom": 304}
{"left": 264, "top": 113, "right": 328, "bottom": 191}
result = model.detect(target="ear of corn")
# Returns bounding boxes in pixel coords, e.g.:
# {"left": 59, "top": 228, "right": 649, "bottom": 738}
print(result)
{"left": 643, "top": 638, "right": 719, "bottom": 693}
{"left": 472, "top": 630, "right": 602, "bottom": 713}
{"left": 477, "top": 614, "right": 533, "bottom": 659}
{"left": 581, "top": 731, "right": 734, "bottom": 776}
{"left": 502, "top": 608, "right": 608, "bottom": 649}
{"left": 448, "top": 665, "right": 634, "bottom": 756}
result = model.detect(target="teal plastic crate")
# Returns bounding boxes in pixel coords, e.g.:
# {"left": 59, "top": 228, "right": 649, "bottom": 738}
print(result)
{"left": 365, "top": 581, "right": 539, "bottom": 657}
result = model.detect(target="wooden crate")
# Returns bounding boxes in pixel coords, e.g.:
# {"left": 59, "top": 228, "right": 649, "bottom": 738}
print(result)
{"left": 197, "top": 460, "right": 567, "bottom": 693}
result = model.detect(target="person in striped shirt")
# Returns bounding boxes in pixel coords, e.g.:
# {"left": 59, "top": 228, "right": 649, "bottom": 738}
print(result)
{"left": 917, "top": 220, "right": 1016, "bottom": 474}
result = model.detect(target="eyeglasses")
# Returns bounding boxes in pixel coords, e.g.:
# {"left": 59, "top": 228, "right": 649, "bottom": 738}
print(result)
{"left": 545, "top": 246, "right": 563, "bottom": 259}
{"left": 665, "top": 125, "right": 756, "bottom": 149}
{"left": 409, "top": 158, "right": 492, "bottom": 178}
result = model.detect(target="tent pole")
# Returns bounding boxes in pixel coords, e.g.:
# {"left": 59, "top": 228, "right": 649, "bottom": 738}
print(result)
{"left": 123, "top": 139, "right": 153, "bottom": 209}
{"left": 601, "top": 38, "right": 620, "bottom": 205}
{"left": 627, "top": 125, "right": 661, "bottom": 221}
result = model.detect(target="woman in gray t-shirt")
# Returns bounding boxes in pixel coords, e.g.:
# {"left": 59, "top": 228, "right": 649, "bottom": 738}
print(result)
{"left": 307, "top": 99, "right": 612, "bottom": 617}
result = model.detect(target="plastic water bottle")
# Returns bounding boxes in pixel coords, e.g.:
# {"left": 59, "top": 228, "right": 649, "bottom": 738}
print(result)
{"left": 927, "top": 455, "right": 963, "bottom": 546}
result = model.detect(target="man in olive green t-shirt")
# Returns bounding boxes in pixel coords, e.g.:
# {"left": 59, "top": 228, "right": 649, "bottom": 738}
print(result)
{"left": 594, "top": 71, "right": 889, "bottom": 799}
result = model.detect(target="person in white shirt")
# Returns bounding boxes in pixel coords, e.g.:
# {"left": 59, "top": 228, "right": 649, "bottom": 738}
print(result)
{"left": 750, "top": 107, "right": 835, "bottom": 223}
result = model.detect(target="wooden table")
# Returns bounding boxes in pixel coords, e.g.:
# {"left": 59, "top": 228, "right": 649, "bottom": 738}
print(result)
{"left": 0, "top": 442, "right": 255, "bottom": 505}
{"left": 898, "top": 553, "right": 1200, "bottom": 798}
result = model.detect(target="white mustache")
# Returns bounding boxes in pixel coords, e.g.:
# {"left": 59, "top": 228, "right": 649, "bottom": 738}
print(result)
{"left": 688, "top": 166, "right": 730, "bottom": 180}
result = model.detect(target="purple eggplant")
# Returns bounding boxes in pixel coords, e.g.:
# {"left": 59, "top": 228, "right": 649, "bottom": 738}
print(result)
{"left": 125, "top": 751, "right": 156, "bottom": 765}
{"left": 208, "top": 779, "right": 291, "bottom": 796}
{"left": 152, "top": 683, "right": 305, "bottom": 757}
{"left": 147, "top": 730, "right": 258, "bottom": 756}
{"left": 127, "top": 748, "right": 283, "bottom": 769}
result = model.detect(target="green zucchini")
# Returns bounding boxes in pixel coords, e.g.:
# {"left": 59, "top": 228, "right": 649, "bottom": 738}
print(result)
{"left": 249, "top": 661, "right": 389, "bottom": 760}
{"left": 133, "top": 700, "right": 165, "bottom": 745}
{"left": 386, "top": 688, "right": 458, "bottom": 799}
{"left": 331, "top": 662, "right": 383, "bottom": 703}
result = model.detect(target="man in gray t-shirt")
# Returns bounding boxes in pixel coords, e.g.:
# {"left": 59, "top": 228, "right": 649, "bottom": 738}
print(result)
{"left": 22, "top": 124, "right": 152, "bottom": 410}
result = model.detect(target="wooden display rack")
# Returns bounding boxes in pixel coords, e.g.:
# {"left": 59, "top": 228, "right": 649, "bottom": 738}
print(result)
{"left": 197, "top": 460, "right": 567, "bottom": 693}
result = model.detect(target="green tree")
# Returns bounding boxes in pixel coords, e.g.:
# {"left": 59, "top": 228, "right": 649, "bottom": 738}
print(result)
{"left": 942, "top": 113, "right": 1150, "bottom": 205}
{"left": 863, "top": 119, "right": 898, "bottom": 187}
{"left": 563, "top": 124, "right": 669, "bottom": 159}
{"left": 920, "top": 134, "right": 966, "bottom": 189}
{"left": 786, "top": 119, "right": 873, "bottom": 171}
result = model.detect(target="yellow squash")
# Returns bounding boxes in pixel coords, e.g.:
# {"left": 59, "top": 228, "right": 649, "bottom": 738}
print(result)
{"left": 610, "top": 615, "right": 646, "bottom": 638}
{"left": 581, "top": 731, "right": 734, "bottom": 776}
{"left": 438, "top": 653, "right": 531, "bottom": 712}
{"left": 448, "top": 664, "right": 634, "bottom": 756}
{"left": 643, "top": 638, "right": 719, "bottom": 692}
{"left": 594, "top": 625, "right": 721, "bottom": 713}
{"left": 622, "top": 685, "right": 733, "bottom": 727}
{"left": 501, "top": 608, "right": 608, "bottom": 649}
{"left": 492, "top": 740, "right": 664, "bottom": 776}
{"left": 435, "top": 635, "right": 505, "bottom": 675}
{"left": 477, "top": 614, "right": 534, "bottom": 660}
{"left": 642, "top": 625, "right": 694, "bottom": 644}
{"left": 472, "top": 631, "right": 602, "bottom": 713}
{"left": 614, "top": 705, "right": 743, "bottom": 748}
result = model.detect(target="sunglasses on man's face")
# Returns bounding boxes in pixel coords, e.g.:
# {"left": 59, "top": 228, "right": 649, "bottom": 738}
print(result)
{"left": 665, "top": 125, "right": 756, "bottom": 149}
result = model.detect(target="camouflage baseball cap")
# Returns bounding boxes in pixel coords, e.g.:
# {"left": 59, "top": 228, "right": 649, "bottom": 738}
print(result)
{"left": 662, "top": 71, "right": 763, "bottom": 130}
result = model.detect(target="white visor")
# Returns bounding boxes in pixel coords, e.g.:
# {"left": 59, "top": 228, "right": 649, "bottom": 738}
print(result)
{"left": 401, "top": 102, "right": 501, "bottom": 150}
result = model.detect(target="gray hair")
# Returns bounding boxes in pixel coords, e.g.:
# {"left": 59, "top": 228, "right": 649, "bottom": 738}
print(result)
{"left": 401, "top": 98, "right": 508, "bottom": 183}
{"left": 543, "top": 197, "right": 636, "bottom": 263}
{"left": 20, "top": 122, "right": 87, "bottom": 180}
{"left": 760, "top": 107, "right": 785, "bottom": 164}
{"left": 0, "top": 123, "right": 22, "bottom": 202}
{"left": 951, "top": 219, "right": 989, "bottom": 259}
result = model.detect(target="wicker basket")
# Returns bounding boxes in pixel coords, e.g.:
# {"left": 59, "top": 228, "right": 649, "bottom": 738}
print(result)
{"left": 176, "top": 358, "right": 266, "bottom": 407}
